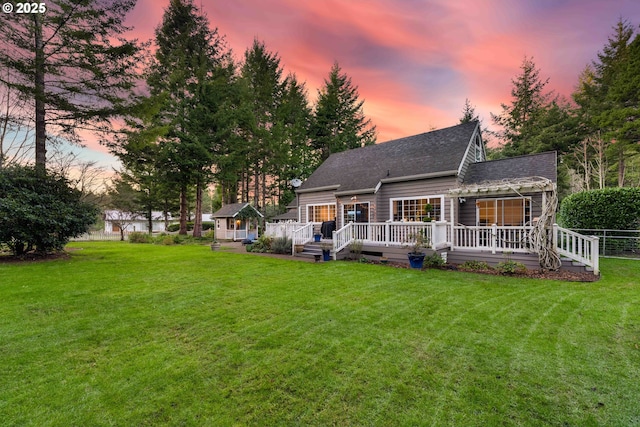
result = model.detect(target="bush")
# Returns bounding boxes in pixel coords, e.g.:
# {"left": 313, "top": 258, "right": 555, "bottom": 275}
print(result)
{"left": 423, "top": 253, "right": 445, "bottom": 268}
{"left": 460, "top": 260, "right": 491, "bottom": 271}
{"left": 271, "top": 237, "right": 292, "bottom": 254}
{"left": 559, "top": 188, "right": 640, "bottom": 230}
{"left": 495, "top": 260, "right": 527, "bottom": 275}
{"left": 0, "top": 165, "right": 99, "bottom": 255}
{"left": 248, "top": 235, "right": 272, "bottom": 253}
{"left": 129, "top": 232, "right": 152, "bottom": 244}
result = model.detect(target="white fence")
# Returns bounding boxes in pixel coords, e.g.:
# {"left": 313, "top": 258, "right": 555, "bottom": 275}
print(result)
{"left": 71, "top": 231, "right": 124, "bottom": 241}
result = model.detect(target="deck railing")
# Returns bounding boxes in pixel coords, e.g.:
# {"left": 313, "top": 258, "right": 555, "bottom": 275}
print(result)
{"left": 452, "top": 225, "right": 534, "bottom": 253}
{"left": 554, "top": 225, "right": 599, "bottom": 274}
{"left": 331, "top": 221, "right": 450, "bottom": 252}
{"left": 291, "top": 223, "right": 314, "bottom": 255}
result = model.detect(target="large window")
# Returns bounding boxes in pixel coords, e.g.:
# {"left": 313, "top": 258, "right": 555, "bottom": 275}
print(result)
{"left": 307, "top": 204, "right": 336, "bottom": 223}
{"left": 477, "top": 198, "right": 531, "bottom": 226}
{"left": 391, "top": 196, "right": 443, "bottom": 222}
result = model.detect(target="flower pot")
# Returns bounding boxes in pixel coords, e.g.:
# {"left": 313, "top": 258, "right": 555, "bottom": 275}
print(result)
{"left": 294, "top": 244, "right": 304, "bottom": 253}
{"left": 322, "top": 249, "right": 331, "bottom": 261}
{"left": 408, "top": 253, "right": 426, "bottom": 269}
{"left": 314, "top": 234, "right": 321, "bottom": 242}
{"left": 210, "top": 242, "right": 221, "bottom": 251}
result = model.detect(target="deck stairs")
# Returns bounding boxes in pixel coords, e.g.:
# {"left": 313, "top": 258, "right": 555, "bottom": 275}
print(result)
{"left": 298, "top": 241, "right": 333, "bottom": 261}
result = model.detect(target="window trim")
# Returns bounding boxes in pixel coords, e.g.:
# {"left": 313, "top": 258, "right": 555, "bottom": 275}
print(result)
{"left": 389, "top": 195, "right": 445, "bottom": 222}
{"left": 475, "top": 197, "right": 532, "bottom": 226}
{"left": 306, "top": 203, "right": 337, "bottom": 223}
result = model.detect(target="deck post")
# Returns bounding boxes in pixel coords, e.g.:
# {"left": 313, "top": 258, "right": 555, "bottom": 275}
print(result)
{"left": 491, "top": 223, "right": 497, "bottom": 254}
{"left": 450, "top": 198, "right": 456, "bottom": 251}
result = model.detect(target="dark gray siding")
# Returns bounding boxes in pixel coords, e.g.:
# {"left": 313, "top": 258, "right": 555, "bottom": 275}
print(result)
{"left": 376, "top": 176, "right": 459, "bottom": 221}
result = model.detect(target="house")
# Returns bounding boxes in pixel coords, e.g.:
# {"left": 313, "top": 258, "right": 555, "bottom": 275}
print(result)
{"left": 212, "top": 202, "right": 263, "bottom": 241}
{"left": 265, "top": 121, "right": 599, "bottom": 274}
{"left": 104, "top": 210, "right": 170, "bottom": 234}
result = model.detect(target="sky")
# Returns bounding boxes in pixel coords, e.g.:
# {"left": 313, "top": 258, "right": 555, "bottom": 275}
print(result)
{"left": 82, "top": 0, "right": 640, "bottom": 171}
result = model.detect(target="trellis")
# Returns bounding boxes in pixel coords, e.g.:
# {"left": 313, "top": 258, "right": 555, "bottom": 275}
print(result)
{"left": 449, "top": 177, "right": 561, "bottom": 271}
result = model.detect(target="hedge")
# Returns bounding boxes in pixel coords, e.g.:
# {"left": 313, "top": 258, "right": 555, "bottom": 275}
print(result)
{"left": 558, "top": 187, "right": 640, "bottom": 230}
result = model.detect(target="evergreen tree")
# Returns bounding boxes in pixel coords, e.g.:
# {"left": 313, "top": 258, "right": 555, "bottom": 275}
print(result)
{"left": 573, "top": 19, "right": 640, "bottom": 187}
{"left": 491, "top": 57, "right": 551, "bottom": 157}
{"left": 459, "top": 98, "right": 480, "bottom": 124}
{"left": 311, "top": 63, "right": 376, "bottom": 160}
{"left": 0, "top": 0, "right": 142, "bottom": 173}
{"left": 239, "top": 40, "right": 286, "bottom": 208}
{"left": 147, "top": 0, "right": 230, "bottom": 235}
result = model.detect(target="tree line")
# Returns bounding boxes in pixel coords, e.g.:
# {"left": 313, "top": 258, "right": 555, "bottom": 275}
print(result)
{"left": 1, "top": 0, "right": 639, "bottom": 244}
{"left": 477, "top": 19, "right": 640, "bottom": 193}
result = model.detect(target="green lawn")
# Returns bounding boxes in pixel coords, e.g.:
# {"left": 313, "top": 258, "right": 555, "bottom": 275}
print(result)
{"left": 1, "top": 242, "right": 639, "bottom": 426}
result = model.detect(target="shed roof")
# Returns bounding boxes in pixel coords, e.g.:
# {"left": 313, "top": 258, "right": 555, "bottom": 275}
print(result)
{"left": 298, "top": 121, "right": 480, "bottom": 193}
{"left": 211, "top": 203, "right": 264, "bottom": 218}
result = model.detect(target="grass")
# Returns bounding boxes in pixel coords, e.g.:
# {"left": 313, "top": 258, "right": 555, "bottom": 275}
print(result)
{"left": 1, "top": 242, "right": 639, "bottom": 426}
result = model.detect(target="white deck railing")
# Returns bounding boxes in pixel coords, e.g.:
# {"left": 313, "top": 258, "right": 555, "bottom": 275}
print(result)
{"left": 266, "top": 221, "right": 600, "bottom": 274}
{"left": 291, "top": 223, "right": 314, "bottom": 255}
{"left": 331, "top": 221, "right": 450, "bottom": 255}
{"left": 554, "top": 225, "right": 599, "bottom": 274}
{"left": 452, "top": 225, "right": 534, "bottom": 253}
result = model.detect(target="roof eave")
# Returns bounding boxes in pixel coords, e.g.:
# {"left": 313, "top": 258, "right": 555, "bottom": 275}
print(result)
{"left": 380, "top": 170, "right": 458, "bottom": 184}
{"left": 296, "top": 184, "right": 340, "bottom": 194}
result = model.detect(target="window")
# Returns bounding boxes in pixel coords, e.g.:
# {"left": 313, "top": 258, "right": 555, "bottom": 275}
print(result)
{"left": 391, "top": 196, "right": 443, "bottom": 222}
{"left": 343, "top": 202, "right": 369, "bottom": 223}
{"left": 476, "top": 198, "right": 531, "bottom": 226}
{"left": 307, "top": 204, "right": 336, "bottom": 222}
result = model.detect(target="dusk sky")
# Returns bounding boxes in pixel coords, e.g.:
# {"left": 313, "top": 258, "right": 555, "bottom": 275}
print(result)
{"left": 87, "top": 0, "right": 640, "bottom": 169}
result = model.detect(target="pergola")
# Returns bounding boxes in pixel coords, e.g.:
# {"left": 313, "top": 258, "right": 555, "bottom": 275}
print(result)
{"left": 448, "top": 177, "right": 561, "bottom": 271}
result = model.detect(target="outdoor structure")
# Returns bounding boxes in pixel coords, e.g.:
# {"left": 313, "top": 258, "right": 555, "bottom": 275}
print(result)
{"left": 104, "top": 210, "right": 170, "bottom": 234}
{"left": 265, "top": 121, "right": 599, "bottom": 274}
{"left": 211, "top": 202, "right": 263, "bottom": 241}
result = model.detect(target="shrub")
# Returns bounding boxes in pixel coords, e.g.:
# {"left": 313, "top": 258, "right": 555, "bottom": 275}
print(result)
{"left": 460, "top": 260, "right": 491, "bottom": 271}
{"left": 423, "top": 253, "right": 445, "bottom": 268}
{"left": 559, "top": 187, "right": 640, "bottom": 230}
{"left": 248, "top": 235, "right": 272, "bottom": 253}
{"left": 496, "top": 260, "right": 527, "bottom": 275}
{"left": 271, "top": 237, "right": 292, "bottom": 254}
{"left": 0, "top": 165, "right": 99, "bottom": 255}
{"left": 128, "top": 232, "right": 152, "bottom": 244}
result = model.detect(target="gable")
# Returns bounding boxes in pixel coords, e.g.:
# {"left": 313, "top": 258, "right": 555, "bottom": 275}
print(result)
{"left": 299, "top": 121, "right": 481, "bottom": 194}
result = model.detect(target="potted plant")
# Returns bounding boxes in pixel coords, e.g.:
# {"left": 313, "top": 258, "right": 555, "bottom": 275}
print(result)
{"left": 210, "top": 240, "right": 221, "bottom": 251}
{"left": 321, "top": 242, "right": 332, "bottom": 261}
{"left": 422, "top": 203, "right": 433, "bottom": 222}
{"left": 406, "top": 231, "right": 429, "bottom": 269}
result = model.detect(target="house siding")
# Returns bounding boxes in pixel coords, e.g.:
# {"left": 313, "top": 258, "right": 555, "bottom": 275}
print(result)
{"left": 458, "top": 128, "right": 484, "bottom": 180}
{"left": 376, "top": 176, "right": 459, "bottom": 222}
{"left": 299, "top": 191, "right": 337, "bottom": 223}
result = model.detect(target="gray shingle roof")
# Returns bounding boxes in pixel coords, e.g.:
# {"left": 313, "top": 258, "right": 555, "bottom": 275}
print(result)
{"left": 299, "top": 121, "right": 480, "bottom": 193}
{"left": 212, "top": 203, "right": 263, "bottom": 218}
{"left": 463, "top": 152, "right": 557, "bottom": 184}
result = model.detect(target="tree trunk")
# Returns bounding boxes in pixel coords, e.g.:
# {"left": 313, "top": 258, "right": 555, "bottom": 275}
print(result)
{"left": 33, "top": 14, "right": 46, "bottom": 174}
{"left": 147, "top": 206, "right": 153, "bottom": 235}
{"left": 179, "top": 184, "right": 188, "bottom": 235}
{"left": 618, "top": 147, "right": 625, "bottom": 187}
{"left": 193, "top": 178, "right": 203, "bottom": 237}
